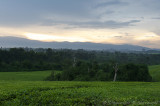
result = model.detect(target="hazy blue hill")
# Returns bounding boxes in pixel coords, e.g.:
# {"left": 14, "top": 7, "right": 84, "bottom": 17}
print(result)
{"left": 0, "top": 36, "right": 152, "bottom": 51}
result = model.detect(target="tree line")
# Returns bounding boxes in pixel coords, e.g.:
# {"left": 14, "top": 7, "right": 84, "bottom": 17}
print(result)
{"left": 0, "top": 48, "right": 160, "bottom": 72}
{"left": 0, "top": 48, "right": 155, "bottom": 81}
{"left": 45, "top": 61, "right": 152, "bottom": 82}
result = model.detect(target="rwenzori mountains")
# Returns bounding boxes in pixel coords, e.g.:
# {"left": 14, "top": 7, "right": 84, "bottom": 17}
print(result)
{"left": 0, "top": 36, "right": 157, "bottom": 51}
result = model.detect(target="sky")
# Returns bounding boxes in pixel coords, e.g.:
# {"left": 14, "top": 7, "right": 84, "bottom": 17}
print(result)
{"left": 0, "top": 0, "right": 160, "bottom": 48}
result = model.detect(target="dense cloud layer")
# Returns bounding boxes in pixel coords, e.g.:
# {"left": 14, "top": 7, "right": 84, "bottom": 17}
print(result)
{"left": 0, "top": 0, "right": 160, "bottom": 48}
{"left": 0, "top": 0, "right": 159, "bottom": 27}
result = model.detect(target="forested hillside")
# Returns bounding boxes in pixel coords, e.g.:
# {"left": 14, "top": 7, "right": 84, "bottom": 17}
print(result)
{"left": 0, "top": 48, "right": 160, "bottom": 72}
{"left": 0, "top": 48, "right": 158, "bottom": 81}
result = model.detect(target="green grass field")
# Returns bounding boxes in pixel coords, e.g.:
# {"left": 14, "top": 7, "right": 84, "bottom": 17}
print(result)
{"left": 149, "top": 65, "right": 160, "bottom": 82}
{"left": 0, "top": 67, "right": 160, "bottom": 105}
{"left": 0, "top": 71, "right": 52, "bottom": 81}
{"left": 0, "top": 70, "right": 62, "bottom": 81}
{"left": 0, "top": 81, "right": 159, "bottom": 105}
{"left": 0, "top": 65, "right": 159, "bottom": 82}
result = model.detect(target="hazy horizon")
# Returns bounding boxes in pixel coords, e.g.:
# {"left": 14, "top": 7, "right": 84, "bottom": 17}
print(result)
{"left": 0, "top": 0, "right": 160, "bottom": 48}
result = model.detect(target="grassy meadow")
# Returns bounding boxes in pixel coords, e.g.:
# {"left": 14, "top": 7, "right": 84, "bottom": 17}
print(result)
{"left": 0, "top": 71, "right": 51, "bottom": 81}
{"left": 0, "top": 70, "right": 62, "bottom": 81}
{"left": 149, "top": 65, "right": 160, "bottom": 82}
{"left": 0, "top": 81, "right": 160, "bottom": 105}
{"left": 0, "top": 66, "right": 160, "bottom": 105}
{"left": 0, "top": 65, "right": 159, "bottom": 81}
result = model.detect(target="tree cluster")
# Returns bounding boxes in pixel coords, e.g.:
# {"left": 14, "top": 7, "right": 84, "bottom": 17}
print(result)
{"left": 45, "top": 61, "right": 152, "bottom": 82}
{"left": 0, "top": 48, "right": 154, "bottom": 81}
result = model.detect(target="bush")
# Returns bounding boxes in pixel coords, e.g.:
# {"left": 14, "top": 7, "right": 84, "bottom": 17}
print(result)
{"left": 44, "top": 71, "right": 55, "bottom": 81}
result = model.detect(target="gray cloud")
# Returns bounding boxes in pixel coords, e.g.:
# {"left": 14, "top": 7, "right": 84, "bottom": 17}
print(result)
{"left": 0, "top": 0, "right": 94, "bottom": 27}
{"left": 153, "top": 30, "right": 160, "bottom": 36}
{"left": 94, "top": 0, "right": 128, "bottom": 8}
{"left": 114, "top": 36, "right": 123, "bottom": 38}
{"left": 104, "top": 10, "right": 115, "bottom": 15}
{"left": 76, "top": 20, "right": 140, "bottom": 29}
{"left": 119, "top": 32, "right": 134, "bottom": 36}
{"left": 0, "top": 0, "right": 159, "bottom": 32}
{"left": 152, "top": 17, "right": 160, "bottom": 20}
{"left": 41, "top": 19, "right": 140, "bottom": 29}
{"left": 138, "top": 40, "right": 154, "bottom": 46}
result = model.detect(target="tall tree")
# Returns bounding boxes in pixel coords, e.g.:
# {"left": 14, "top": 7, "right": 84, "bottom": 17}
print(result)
{"left": 113, "top": 63, "right": 119, "bottom": 82}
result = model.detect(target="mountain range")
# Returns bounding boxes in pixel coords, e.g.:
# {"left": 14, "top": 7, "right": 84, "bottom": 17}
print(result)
{"left": 0, "top": 36, "right": 156, "bottom": 51}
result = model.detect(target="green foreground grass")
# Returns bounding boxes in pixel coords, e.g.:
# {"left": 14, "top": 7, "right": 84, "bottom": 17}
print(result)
{"left": 0, "top": 64, "right": 159, "bottom": 82}
{"left": 0, "top": 71, "right": 58, "bottom": 81}
{"left": 0, "top": 66, "right": 160, "bottom": 105}
{"left": 149, "top": 65, "right": 160, "bottom": 82}
{"left": 0, "top": 81, "right": 159, "bottom": 105}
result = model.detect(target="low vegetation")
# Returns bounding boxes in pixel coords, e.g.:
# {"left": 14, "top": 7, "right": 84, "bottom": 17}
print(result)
{"left": 45, "top": 63, "right": 152, "bottom": 81}
{"left": 1, "top": 48, "right": 160, "bottom": 72}
{"left": 0, "top": 71, "right": 51, "bottom": 81}
{"left": 0, "top": 81, "right": 159, "bottom": 105}
{"left": 149, "top": 65, "right": 160, "bottom": 81}
{"left": 0, "top": 48, "right": 159, "bottom": 105}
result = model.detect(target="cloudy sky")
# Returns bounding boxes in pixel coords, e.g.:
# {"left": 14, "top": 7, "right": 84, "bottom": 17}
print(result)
{"left": 0, "top": 0, "right": 160, "bottom": 48}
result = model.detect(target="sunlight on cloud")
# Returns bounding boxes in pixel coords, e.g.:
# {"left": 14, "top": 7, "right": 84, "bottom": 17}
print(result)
{"left": 135, "top": 32, "right": 158, "bottom": 40}
{"left": 24, "top": 33, "right": 91, "bottom": 42}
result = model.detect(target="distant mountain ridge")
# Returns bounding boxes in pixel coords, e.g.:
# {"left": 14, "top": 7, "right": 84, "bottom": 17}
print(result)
{"left": 0, "top": 36, "right": 156, "bottom": 51}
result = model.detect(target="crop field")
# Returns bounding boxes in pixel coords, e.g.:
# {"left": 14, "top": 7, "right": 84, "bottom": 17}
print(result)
{"left": 0, "top": 66, "right": 160, "bottom": 105}
{"left": 149, "top": 65, "right": 160, "bottom": 82}
{"left": 0, "top": 65, "right": 159, "bottom": 82}
{"left": 0, "top": 81, "right": 160, "bottom": 105}
{"left": 0, "top": 71, "right": 62, "bottom": 81}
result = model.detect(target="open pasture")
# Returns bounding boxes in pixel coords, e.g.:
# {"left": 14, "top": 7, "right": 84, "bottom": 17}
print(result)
{"left": 0, "top": 81, "right": 159, "bottom": 105}
{"left": 0, "top": 66, "right": 160, "bottom": 105}
{"left": 149, "top": 65, "right": 160, "bottom": 82}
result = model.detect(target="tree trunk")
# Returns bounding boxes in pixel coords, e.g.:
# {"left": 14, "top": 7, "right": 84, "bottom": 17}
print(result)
{"left": 113, "top": 72, "right": 117, "bottom": 82}
{"left": 113, "top": 63, "right": 118, "bottom": 82}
